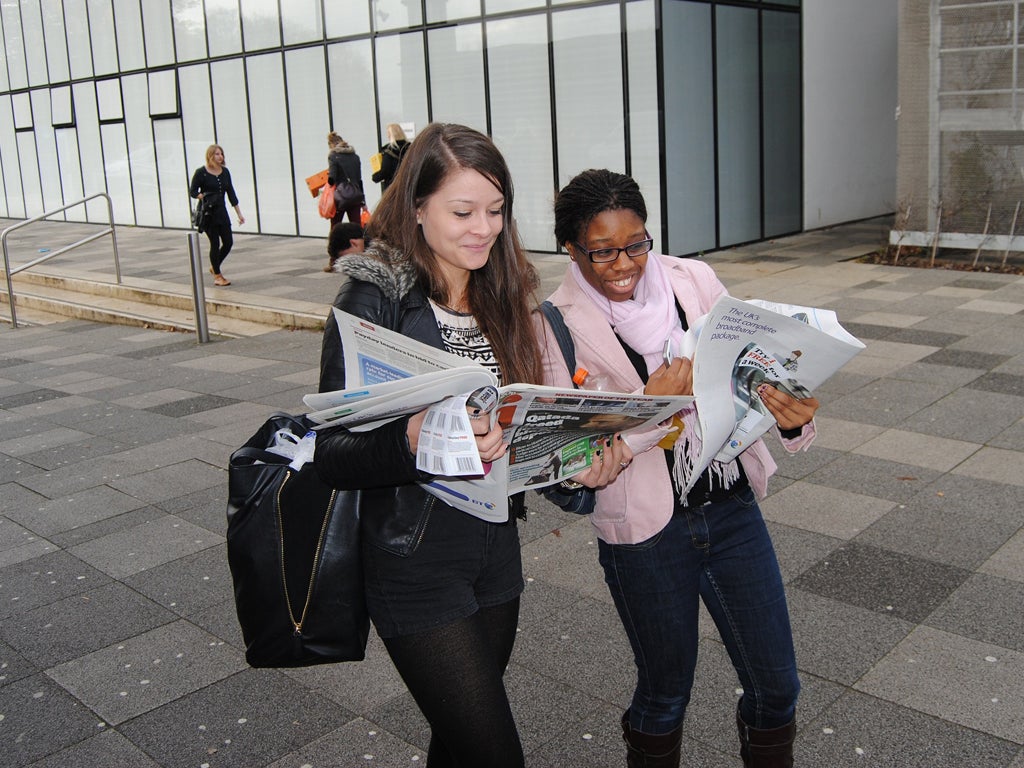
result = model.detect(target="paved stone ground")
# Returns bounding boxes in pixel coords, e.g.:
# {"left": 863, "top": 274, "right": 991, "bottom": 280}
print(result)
{"left": 2, "top": 216, "right": 1024, "bottom": 767}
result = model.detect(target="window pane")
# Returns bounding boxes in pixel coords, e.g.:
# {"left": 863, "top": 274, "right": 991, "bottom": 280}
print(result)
{"left": 173, "top": 0, "right": 209, "bottom": 62}
{"left": 283, "top": 0, "right": 324, "bottom": 45}
{"left": 154, "top": 119, "right": 188, "bottom": 227}
{"left": 141, "top": 2, "right": 175, "bottom": 67}
{"left": 762, "top": 10, "right": 801, "bottom": 237}
{"left": 246, "top": 54, "right": 293, "bottom": 233}
{"left": 122, "top": 74, "right": 162, "bottom": 226}
{"left": 51, "top": 85, "right": 74, "bottom": 126}
{"left": 17, "top": 131, "right": 44, "bottom": 216}
{"left": 101, "top": 123, "right": 135, "bottom": 223}
{"left": 148, "top": 70, "right": 179, "bottom": 117}
{"left": 375, "top": 32, "right": 429, "bottom": 141}
{"left": 96, "top": 78, "right": 123, "bottom": 122}
{"left": 0, "top": 97, "right": 24, "bottom": 217}
{"left": 40, "top": 0, "right": 69, "bottom": 83}
{"left": 552, "top": 5, "right": 624, "bottom": 188}
{"left": 487, "top": 15, "right": 553, "bottom": 251}
{"left": 663, "top": 0, "right": 715, "bottom": 254}
{"left": 627, "top": 0, "right": 661, "bottom": 248}
{"left": 286, "top": 47, "right": 332, "bottom": 236}
{"left": 178, "top": 63, "right": 216, "bottom": 173}
{"left": 2, "top": 2, "right": 28, "bottom": 89}
{"left": 327, "top": 40, "right": 378, "bottom": 206}
{"left": 210, "top": 58, "right": 255, "bottom": 230}
{"left": 716, "top": 5, "right": 761, "bottom": 246}
{"left": 21, "top": 0, "right": 48, "bottom": 86}
{"left": 242, "top": 0, "right": 281, "bottom": 51}
{"left": 428, "top": 24, "right": 486, "bottom": 130}
{"left": 65, "top": 0, "right": 92, "bottom": 79}
{"left": 32, "top": 89, "right": 64, "bottom": 214}
{"left": 113, "top": 0, "right": 146, "bottom": 70}
{"left": 88, "top": 0, "right": 118, "bottom": 75}
{"left": 485, "top": 0, "right": 544, "bottom": 12}
{"left": 426, "top": 0, "right": 480, "bottom": 23}
{"left": 72, "top": 83, "right": 108, "bottom": 221}
{"left": 206, "top": 0, "right": 242, "bottom": 56}
{"left": 326, "top": 2, "right": 370, "bottom": 38}
{"left": 373, "top": 0, "right": 422, "bottom": 31}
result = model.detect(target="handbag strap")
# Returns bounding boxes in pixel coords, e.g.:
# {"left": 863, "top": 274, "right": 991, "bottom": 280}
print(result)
{"left": 539, "top": 300, "right": 577, "bottom": 388}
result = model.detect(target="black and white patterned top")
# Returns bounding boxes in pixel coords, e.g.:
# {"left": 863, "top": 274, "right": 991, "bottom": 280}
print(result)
{"left": 428, "top": 300, "right": 501, "bottom": 383}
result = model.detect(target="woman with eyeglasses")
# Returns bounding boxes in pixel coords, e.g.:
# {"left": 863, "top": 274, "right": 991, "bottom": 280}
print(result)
{"left": 537, "top": 169, "right": 818, "bottom": 768}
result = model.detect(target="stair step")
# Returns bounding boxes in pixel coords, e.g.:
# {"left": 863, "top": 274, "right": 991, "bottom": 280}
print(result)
{"left": 6, "top": 271, "right": 327, "bottom": 336}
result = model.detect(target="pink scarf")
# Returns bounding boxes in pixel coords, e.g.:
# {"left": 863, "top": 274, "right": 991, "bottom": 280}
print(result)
{"left": 570, "top": 254, "right": 740, "bottom": 502}
{"left": 569, "top": 253, "right": 687, "bottom": 373}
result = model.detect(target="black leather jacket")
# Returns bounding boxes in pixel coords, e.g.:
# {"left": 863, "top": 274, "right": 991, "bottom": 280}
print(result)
{"left": 314, "top": 242, "right": 522, "bottom": 557}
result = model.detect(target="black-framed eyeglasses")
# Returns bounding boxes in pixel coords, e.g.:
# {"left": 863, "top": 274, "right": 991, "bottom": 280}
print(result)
{"left": 572, "top": 237, "right": 654, "bottom": 264}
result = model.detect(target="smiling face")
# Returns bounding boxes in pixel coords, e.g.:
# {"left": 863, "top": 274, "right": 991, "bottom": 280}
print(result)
{"left": 569, "top": 208, "right": 649, "bottom": 302}
{"left": 417, "top": 167, "right": 505, "bottom": 291}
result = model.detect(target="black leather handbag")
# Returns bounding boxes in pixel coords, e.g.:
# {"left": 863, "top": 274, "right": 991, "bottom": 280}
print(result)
{"left": 227, "top": 412, "right": 369, "bottom": 667}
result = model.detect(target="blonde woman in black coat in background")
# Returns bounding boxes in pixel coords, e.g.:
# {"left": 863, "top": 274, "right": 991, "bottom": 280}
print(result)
{"left": 371, "top": 123, "right": 410, "bottom": 192}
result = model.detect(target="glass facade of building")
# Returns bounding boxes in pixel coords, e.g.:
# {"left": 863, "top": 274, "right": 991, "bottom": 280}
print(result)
{"left": 0, "top": 0, "right": 801, "bottom": 255}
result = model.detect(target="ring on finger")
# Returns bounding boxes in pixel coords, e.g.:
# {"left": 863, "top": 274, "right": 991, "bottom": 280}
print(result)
{"left": 619, "top": 461, "right": 630, "bottom": 468}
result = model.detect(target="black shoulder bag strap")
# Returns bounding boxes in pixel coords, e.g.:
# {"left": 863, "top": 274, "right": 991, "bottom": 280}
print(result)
{"left": 539, "top": 300, "right": 576, "bottom": 384}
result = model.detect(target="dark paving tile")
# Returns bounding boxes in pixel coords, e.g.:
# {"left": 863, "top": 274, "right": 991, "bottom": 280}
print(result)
{"left": 48, "top": 507, "right": 164, "bottom": 548}
{"left": 21, "top": 729, "right": 162, "bottom": 768}
{"left": 118, "top": 668, "right": 350, "bottom": 768}
{"left": 145, "top": 393, "right": 240, "bottom": 417}
{"left": 0, "top": 389, "right": 68, "bottom": 409}
{"left": 792, "top": 541, "right": 971, "bottom": 623}
{"left": 838, "top": 321, "right": 898, "bottom": 341}
{"left": 926, "top": 573, "right": 1024, "bottom": 653}
{"left": 0, "top": 674, "right": 101, "bottom": 767}
{"left": 125, "top": 546, "right": 234, "bottom": 619}
{"left": 901, "top": 389, "right": 1024, "bottom": 443}
{"left": 948, "top": 277, "right": 1012, "bottom": 290}
{"left": 768, "top": 444, "right": 843, "bottom": 481}
{"left": 966, "top": 371, "right": 1024, "bottom": 398}
{"left": 117, "top": 340, "right": 210, "bottom": 360}
{"left": 798, "top": 690, "right": 1020, "bottom": 768}
{"left": 2, "top": 582, "right": 174, "bottom": 667}
{"left": 821, "top": 379, "right": 949, "bottom": 428}
{"left": 0, "top": 550, "right": 111, "bottom": 619}
{"left": 920, "top": 348, "right": 1012, "bottom": 370}
{"left": 886, "top": 328, "right": 966, "bottom": 348}
{"left": 15, "top": 434, "right": 130, "bottom": 472}
{"left": 856, "top": 475, "right": 1024, "bottom": 570}
{"left": 806, "top": 453, "right": 942, "bottom": 503}
{"left": 0, "top": 638, "right": 37, "bottom": 689}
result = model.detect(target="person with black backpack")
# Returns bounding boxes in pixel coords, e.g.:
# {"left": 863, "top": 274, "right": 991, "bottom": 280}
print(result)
{"left": 326, "top": 131, "right": 364, "bottom": 227}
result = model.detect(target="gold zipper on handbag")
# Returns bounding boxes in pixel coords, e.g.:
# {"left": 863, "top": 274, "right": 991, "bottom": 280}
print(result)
{"left": 276, "top": 470, "right": 337, "bottom": 635}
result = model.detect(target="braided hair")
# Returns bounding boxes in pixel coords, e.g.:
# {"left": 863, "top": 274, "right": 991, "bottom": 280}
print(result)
{"left": 553, "top": 169, "right": 648, "bottom": 248}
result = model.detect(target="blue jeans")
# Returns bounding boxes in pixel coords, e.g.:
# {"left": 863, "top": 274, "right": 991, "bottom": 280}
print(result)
{"left": 598, "top": 485, "right": 799, "bottom": 735}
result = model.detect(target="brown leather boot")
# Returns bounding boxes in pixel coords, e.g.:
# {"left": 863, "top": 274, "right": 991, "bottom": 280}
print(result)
{"left": 621, "top": 710, "right": 683, "bottom": 767}
{"left": 736, "top": 705, "right": 795, "bottom": 767}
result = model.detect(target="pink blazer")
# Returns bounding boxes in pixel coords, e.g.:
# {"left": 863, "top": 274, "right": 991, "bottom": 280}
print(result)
{"left": 537, "top": 254, "right": 815, "bottom": 545}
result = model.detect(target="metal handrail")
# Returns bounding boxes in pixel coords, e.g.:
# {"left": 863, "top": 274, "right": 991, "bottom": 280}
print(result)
{"left": 1, "top": 192, "right": 120, "bottom": 328}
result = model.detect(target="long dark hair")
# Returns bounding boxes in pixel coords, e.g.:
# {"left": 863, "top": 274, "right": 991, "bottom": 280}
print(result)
{"left": 366, "top": 122, "right": 542, "bottom": 385}
{"left": 553, "top": 168, "right": 648, "bottom": 247}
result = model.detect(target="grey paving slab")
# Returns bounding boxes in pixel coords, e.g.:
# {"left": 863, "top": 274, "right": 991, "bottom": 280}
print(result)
{"left": 980, "top": 528, "right": 1024, "bottom": 583}
{"left": 46, "top": 620, "right": 248, "bottom": 726}
{"left": 901, "top": 388, "right": 1024, "bottom": 443}
{"left": 0, "top": 550, "right": 110, "bottom": 619}
{"left": 855, "top": 626, "right": 1024, "bottom": 743}
{"left": 7, "top": 483, "right": 147, "bottom": 537}
{"left": 0, "top": 674, "right": 104, "bottom": 768}
{"left": 760, "top": 480, "right": 894, "bottom": 539}
{"left": 2, "top": 582, "right": 174, "bottom": 667}
{"left": 953, "top": 446, "right": 1024, "bottom": 487}
{"left": 805, "top": 452, "right": 944, "bottom": 503}
{"left": 925, "top": 573, "right": 1024, "bottom": 653}
{"left": 264, "top": 717, "right": 427, "bottom": 768}
{"left": 855, "top": 475, "right": 1024, "bottom": 570}
{"left": 21, "top": 729, "right": 163, "bottom": 768}
{"left": 116, "top": 667, "right": 350, "bottom": 768}
{"left": 0, "top": 637, "right": 36, "bottom": 688}
{"left": 124, "top": 545, "right": 234, "bottom": 618}
{"left": 798, "top": 689, "right": 1021, "bottom": 768}
{"left": 68, "top": 514, "right": 222, "bottom": 579}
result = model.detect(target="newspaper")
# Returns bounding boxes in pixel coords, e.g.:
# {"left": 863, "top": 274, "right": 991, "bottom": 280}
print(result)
{"left": 681, "top": 295, "right": 865, "bottom": 496}
{"left": 304, "top": 309, "right": 691, "bottom": 522}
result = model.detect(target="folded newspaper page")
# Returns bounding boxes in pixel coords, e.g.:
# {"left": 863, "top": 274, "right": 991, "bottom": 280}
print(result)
{"left": 306, "top": 309, "right": 691, "bottom": 522}
{"left": 683, "top": 295, "right": 864, "bottom": 497}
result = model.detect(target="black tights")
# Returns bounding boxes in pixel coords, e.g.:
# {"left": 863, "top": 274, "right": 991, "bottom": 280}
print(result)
{"left": 382, "top": 598, "right": 524, "bottom": 767}
{"left": 205, "top": 221, "right": 233, "bottom": 274}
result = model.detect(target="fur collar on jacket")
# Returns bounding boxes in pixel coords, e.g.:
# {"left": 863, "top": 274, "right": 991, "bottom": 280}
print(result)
{"left": 328, "top": 145, "right": 356, "bottom": 156}
{"left": 336, "top": 240, "right": 419, "bottom": 301}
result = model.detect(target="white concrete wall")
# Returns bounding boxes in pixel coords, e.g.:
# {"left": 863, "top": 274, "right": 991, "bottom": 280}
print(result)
{"left": 803, "top": 0, "right": 898, "bottom": 229}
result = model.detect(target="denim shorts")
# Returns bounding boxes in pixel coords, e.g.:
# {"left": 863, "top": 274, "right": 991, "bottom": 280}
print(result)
{"left": 362, "top": 503, "right": 524, "bottom": 638}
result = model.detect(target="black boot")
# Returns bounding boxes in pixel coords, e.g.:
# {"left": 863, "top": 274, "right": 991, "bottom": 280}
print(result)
{"left": 621, "top": 710, "right": 683, "bottom": 768}
{"left": 736, "top": 705, "right": 795, "bottom": 767}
